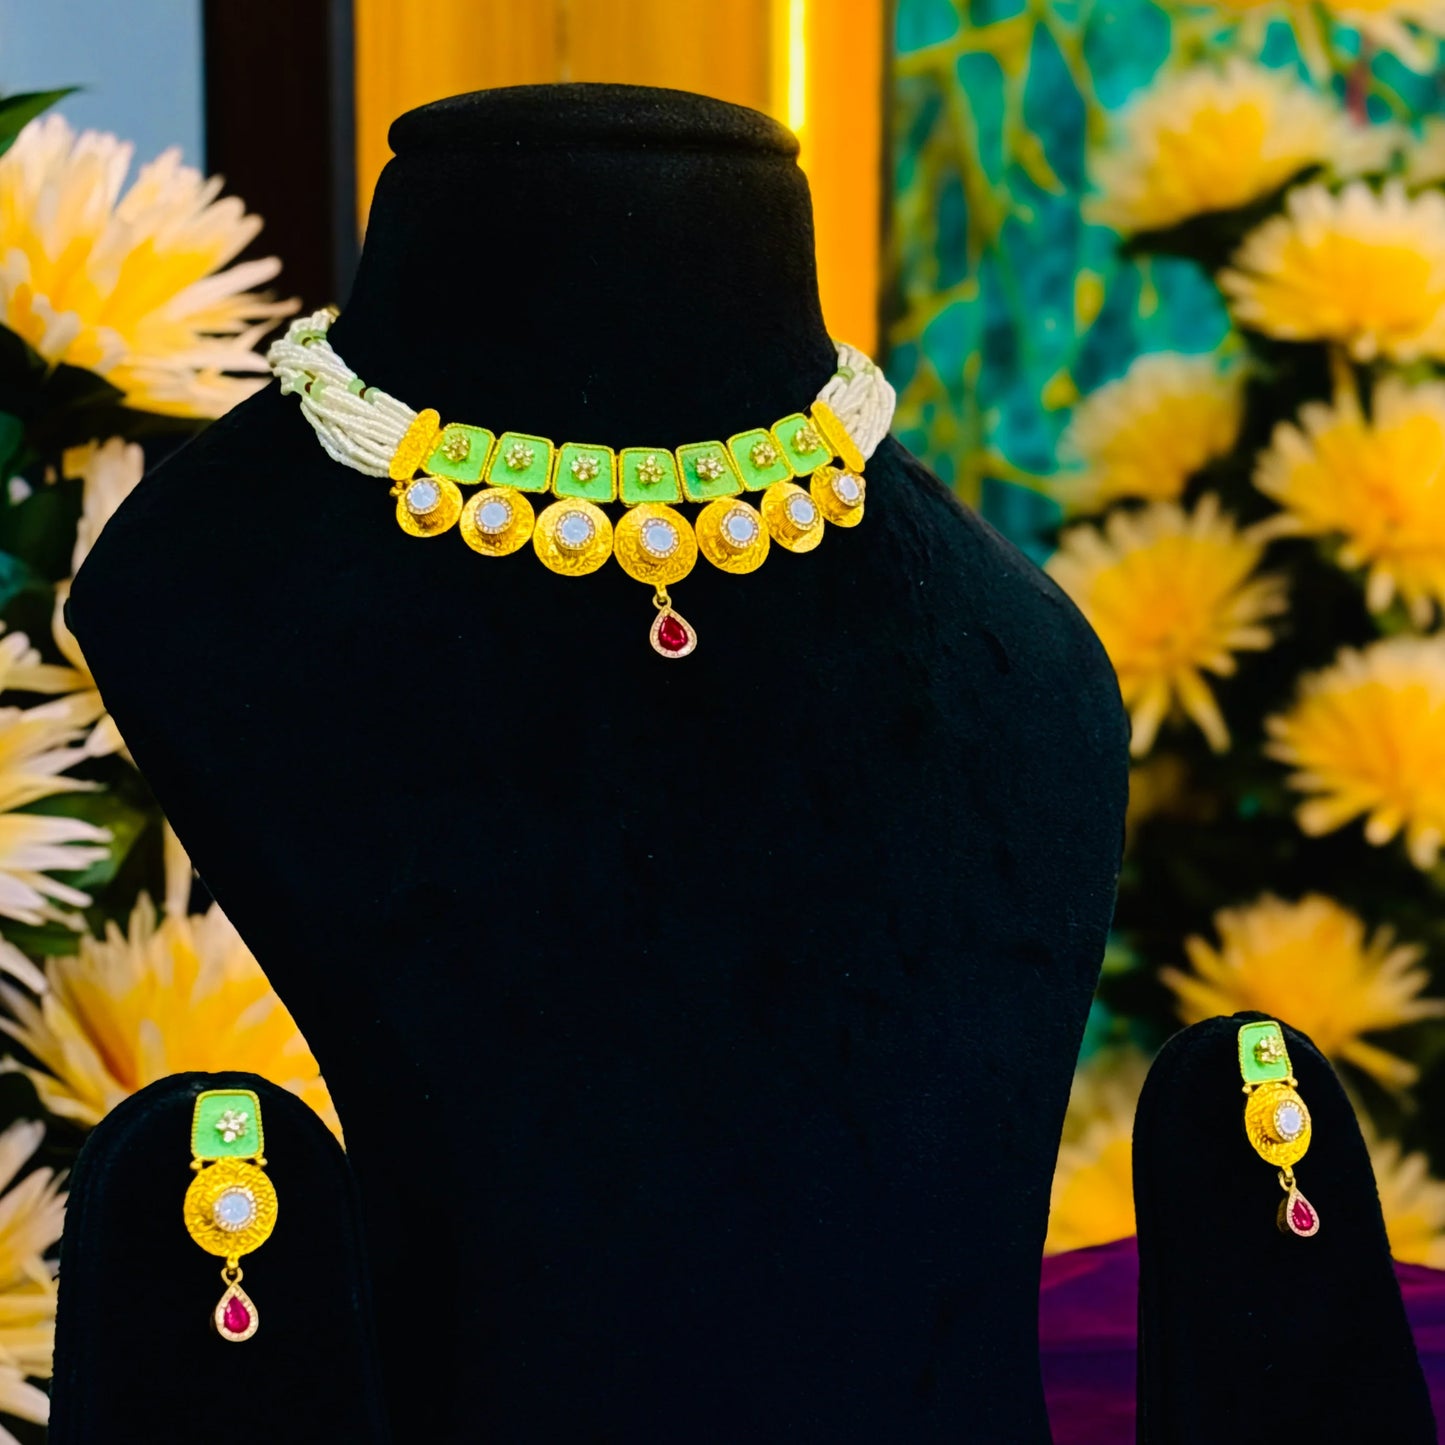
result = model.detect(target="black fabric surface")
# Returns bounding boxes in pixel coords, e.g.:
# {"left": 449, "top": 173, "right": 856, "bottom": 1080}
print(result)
{"left": 1135, "top": 1014, "right": 1436, "bottom": 1443}
{"left": 50, "top": 1072, "right": 389, "bottom": 1443}
{"left": 65, "top": 84, "right": 1130, "bottom": 1441}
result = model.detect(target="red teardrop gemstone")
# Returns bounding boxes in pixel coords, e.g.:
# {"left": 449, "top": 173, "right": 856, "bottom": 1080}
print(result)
{"left": 223, "top": 1294, "right": 252, "bottom": 1335}
{"left": 656, "top": 614, "right": 691, "bottom": 653}
{"left": 1290, "top": 1196, "right": 1317, "bottom": 1234}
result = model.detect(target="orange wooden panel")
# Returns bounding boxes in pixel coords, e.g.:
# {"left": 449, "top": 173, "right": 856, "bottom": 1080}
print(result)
{"left": 353, "top": 0, "right": 559, "bottom": 226}
{"left": 797, "top": 0, "right": 883, "bottom": 353}
{"left": 565, "top": 0, "right": 771, "bottom": 110}
{"left": 352, "top": 0, "right": 881, "bottom": 351}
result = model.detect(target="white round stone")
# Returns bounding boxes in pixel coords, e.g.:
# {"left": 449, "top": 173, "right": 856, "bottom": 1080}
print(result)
{"left": 641, "top": 518, "right": 679, "bottom": 558}
{"left": 721, "top": 509, "right": 759, "bottom": 549}
{"left": 787, "top": 494, "right": 817, "bottom": 528}
{"left": 213, "top": 1187, "right": 256, "bottom": 1231}
{"left": 406, "top": 480, "right": 440, "bottom": 515}
{"left": 1274, "top": 1102, "right": 1305, "bottom": 1142}
{"left": 477, "top": 498, "right": 512, "bottom": 534}
{"left": 556, "top": 510, "right": 595, "bottom": 551}
{"left": 832, "top": 471, "right": 864, "bottom": 507}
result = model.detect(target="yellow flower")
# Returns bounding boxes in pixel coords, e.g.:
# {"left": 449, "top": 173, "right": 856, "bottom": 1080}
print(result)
{"left": 0, "top": 892, "right": 338, "bottom": 1137}
{"left": 0, "top": 115, "right": 295, "bottom": 417}
{"left": 1056, "top": 353, "right": 1243, "bottom": 513}
{"left": 1221, "top": 181, "right": 1445, "bottom": 363}
{"left": 1163, "top": 894, "right": 1445, "bottom": 1088}
{"left": 1047, "top": 497, "right": 1286, "bottom": 756}
{"left": 1089, "top": 60, "right": 1345, "bottom": 235}
{"left": 0, "top": 635, "right": 109, "bottom": 926}
{"left": 1364, "top": 1122, "right": 1445, "bottom": 1267}
{"left": 45, "top": 438, "right": 147, "bottom": 760}
{"left": 1046, "top": 1048, "right": 1150, "bottom": 1254}
{"left": 0, "top": 1119, "right": 65, "bottom": 1438}
{"left": 1255, "top": 378, "right": 1445, "bottom": 626}
{"left": 1267, "top": 636, "right": 1445, "bottom": 869}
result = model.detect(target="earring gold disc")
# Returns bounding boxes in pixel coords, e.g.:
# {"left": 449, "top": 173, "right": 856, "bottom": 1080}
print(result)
{"left": 184, "top": 1157, "right": 279, "bottom": 1258}
{"left": 1243, "top": 1081, "right": 1311, "bottom": 1168}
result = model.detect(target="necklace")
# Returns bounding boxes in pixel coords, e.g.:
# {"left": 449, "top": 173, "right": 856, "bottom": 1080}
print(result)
{"left": 268, "top": 310, "right": 895, "bottom": 657}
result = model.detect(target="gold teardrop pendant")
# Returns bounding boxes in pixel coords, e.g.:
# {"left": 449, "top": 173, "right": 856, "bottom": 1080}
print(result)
{"left": 649, "top": 588, "right": 697, "bottom": 659}
{"left": 214, "top": 1272, "right": 259, "bottom": 1342}
{"left": 1278, "top": 1183, "right": 1320, "bottom": 1238}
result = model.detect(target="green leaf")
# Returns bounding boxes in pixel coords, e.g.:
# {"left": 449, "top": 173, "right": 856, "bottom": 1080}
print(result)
{"left": 22, "top": 790, "right": 150, "bottom": 893}
{"left": 0, "top": 549, "right": 36, "bottom": 613}
{"left": 0, "top": 89, "right": 78, "bottom": 158}
{"left": 0, "top": 478, "right": 80, "bottom": 579}
{"left": 0, "top": 413, "right": 23, "bottom": 477}
{"left": 1, "top": 918, "right": 85, "bottom": 958}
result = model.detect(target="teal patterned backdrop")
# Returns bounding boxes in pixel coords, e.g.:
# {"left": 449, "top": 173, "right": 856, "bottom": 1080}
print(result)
{"left": 887, "top": 0, "right": 1443, "bottom": 557}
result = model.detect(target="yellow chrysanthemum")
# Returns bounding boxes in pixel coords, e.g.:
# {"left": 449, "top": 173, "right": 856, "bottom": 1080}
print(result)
{"left": 1163, "top": 894, "right": 1445, "bottom": 1088}
{"left": 1056, "top": 353, "right": 1244, "bottom": 513}
{"left": 0, "top": 891, "right": 338, "bottom": 1137}
{"left": 0, "top": 115, "right": 295, "bottom": 417}
{"left": 1255, "top": 378, "right": 1445, "bottom": 625}
{"left": 1267, "top": 636, "right": 1445, "bottom": 869}
{"left": 1048, "top": 496, "right": 1286, "bottom": 756}
{"left": 1221, "top": 181, "right": 1445, "bottom": 363}
{"left": 44, "top": 438, "right": 147, "bottom": 760}
{"left": 1046, "top": 1048, "right": 1150, "bottom": 1254}
{"left": 1089, "top": 60, "right": 1345, "bottom": 235}
{"left": 0, "top": 633, "right": 109, "bottom": 927}
{"left": 0, "top": 1119, "right": 65, "bottom": 1439}
{"left": 1364, "top": 1121, "right": 1445, "bottom": 1267}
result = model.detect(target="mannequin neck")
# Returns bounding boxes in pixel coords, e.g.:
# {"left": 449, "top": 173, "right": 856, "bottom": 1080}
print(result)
{"left": 327, "top": 84, "right": 840, "bottom": 444}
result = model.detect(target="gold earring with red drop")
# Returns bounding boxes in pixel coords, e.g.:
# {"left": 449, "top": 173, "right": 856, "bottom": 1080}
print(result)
{"left": 1238, "top": 1020, "right": 1318, "bottom": 1237}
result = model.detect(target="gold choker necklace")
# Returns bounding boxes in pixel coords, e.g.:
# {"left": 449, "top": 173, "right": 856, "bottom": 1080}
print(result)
{"left": 267, "top": 310, "right": 895, "bottom": 657}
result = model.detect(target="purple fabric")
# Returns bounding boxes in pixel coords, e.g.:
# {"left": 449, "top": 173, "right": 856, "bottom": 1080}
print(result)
{"left": 1039, "top": 1237, "right": 1445, "bottom": 1442}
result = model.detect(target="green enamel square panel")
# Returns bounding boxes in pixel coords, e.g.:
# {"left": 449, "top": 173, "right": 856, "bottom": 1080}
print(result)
{"left": 677, "top": 441, "right": 743, "bottom": 502}
{"left": 619, "top": 447, "right": 682, "bottom": 505}
{"left": 772, "top": 412, "right": 831, "bottom": 475}
{"left": 487, "top": 432, "right": 553, "bottom": 492}
{"left": 423, "top": 424, "right": 494, "bottom": 483}
{"left": 728, "top": 428, "right": 794, "bottom": 491}
{"left": 1238, "top": 1021, "right": 1291, "bottom": 1085}
{"left": 192, "top": 1089, "right": 264, "bottom": 1159}
{"left": 554, "top": 443, "right": 617, "bottom": 502}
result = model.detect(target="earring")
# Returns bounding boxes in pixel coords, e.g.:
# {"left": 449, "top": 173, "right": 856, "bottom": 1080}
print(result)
{"left": 1238, "top": 1020, "right": 1319, "bottom": 1238}
{"left": 183, "top": 1089, "right": 278, "bottom": 1341}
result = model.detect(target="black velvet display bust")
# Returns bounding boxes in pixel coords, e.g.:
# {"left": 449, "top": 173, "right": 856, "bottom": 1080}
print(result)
{"left": 66, "top": 85, "right": 1129, "bottom": 1440}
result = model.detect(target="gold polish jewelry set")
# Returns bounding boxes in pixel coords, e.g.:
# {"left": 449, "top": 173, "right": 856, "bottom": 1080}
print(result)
{"left": 267, "top": 309, "right": 897, "bottom": 657}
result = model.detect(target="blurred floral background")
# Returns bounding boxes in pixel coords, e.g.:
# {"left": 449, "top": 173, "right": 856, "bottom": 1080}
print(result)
{"left": 891, "top": 0, "right": 1445, "bottom": 1263}
{"left": 0, "top": 0, "right": 1440, "bottom": 1437}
